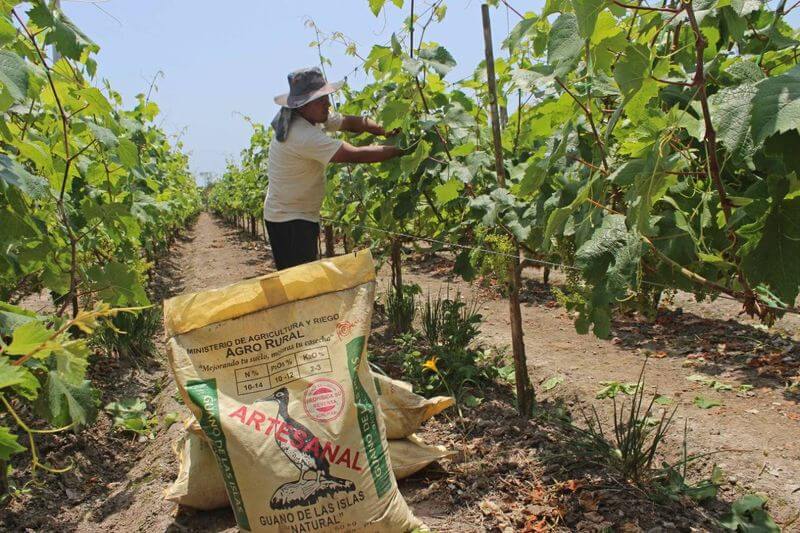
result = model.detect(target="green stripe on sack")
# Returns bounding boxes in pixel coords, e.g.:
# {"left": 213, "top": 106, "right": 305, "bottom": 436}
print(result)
{"left": 346, "top": 337, "right": 392, "bottom": 498}
{"left": 186, "top": 379, "right": 251, "bottom": 531}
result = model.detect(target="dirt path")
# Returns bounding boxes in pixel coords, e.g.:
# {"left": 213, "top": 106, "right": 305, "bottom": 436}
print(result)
{"left": 5, "top": 213, "right": 798, "bottom": 532}
{"left": 78, "top": 213, "right": 273, "bottom": 532}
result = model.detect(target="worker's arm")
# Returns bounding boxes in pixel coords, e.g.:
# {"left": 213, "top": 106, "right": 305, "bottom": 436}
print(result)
{"left": 330, "top": 142, "right": 403, "bottom": 164}
{"left": 340, "top": 115, "right": 394, "bottom": 137}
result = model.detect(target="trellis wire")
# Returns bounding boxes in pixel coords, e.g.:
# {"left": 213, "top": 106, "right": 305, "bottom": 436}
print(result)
{"left": 317, "top": 216, "right": 799, "bottom": 316}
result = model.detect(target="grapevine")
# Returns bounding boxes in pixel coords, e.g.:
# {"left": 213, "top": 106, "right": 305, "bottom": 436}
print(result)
{"left": 0, "top": 0, "right": 199, "bottom": 491}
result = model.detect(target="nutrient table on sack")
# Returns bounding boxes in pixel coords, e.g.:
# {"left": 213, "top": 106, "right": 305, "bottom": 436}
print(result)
{"left": 234, "top": 347, "right": 333, "bottom": 395}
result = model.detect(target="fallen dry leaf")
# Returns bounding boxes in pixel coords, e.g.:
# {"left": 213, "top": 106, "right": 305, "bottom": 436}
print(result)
{"left": 529, "top": 485, "right": 547, "bottom": 504}
{"left": 579, "top": 492, "right": 599, "bottom": 511}
{"left": 620, "top": 520, "right": 643, "bottom": 533}
{"left": 522, "top": 517, "right": 549, "bottom": 533}
{"left": 560, "top": 479, "right": 583, "bottom": 492}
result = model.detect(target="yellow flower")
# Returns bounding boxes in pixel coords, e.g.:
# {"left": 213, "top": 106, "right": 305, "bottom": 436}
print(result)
{"left": 422, "top": 357, "right": 439, "bottom": 373}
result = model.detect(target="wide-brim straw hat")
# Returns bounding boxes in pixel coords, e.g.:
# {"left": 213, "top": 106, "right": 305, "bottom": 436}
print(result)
{"left": 274, "top": 67, "right": 344, "bottom": 109}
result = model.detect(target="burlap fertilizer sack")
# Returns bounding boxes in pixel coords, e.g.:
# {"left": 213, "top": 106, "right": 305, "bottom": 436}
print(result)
{"left": 165, "top": 421, "right": 230, "bottom": 510}
{"left": 166, "top": 424, "right": 455, "bottom": 511}
{"left": 372, "top": 374, "right": 454, "bottom": 439}
{"left": 164, "top": 251, "right": 421, "bottom": 532}
{"left": 389, "top": 434, "right": 455, "bottom": 479}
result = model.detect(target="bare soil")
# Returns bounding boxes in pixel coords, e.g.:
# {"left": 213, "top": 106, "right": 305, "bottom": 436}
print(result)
{"left": 3, "top": 212, "right": 798, "bottom": 532}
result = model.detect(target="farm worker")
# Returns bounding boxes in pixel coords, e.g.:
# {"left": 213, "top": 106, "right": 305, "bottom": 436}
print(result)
{"left": 264, "top": 66, "right": 402, "bottom": 270}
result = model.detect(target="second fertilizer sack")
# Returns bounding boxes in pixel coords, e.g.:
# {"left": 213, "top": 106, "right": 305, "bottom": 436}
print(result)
{"left": 164, "top": 250, "right": 420, "bottom": 532}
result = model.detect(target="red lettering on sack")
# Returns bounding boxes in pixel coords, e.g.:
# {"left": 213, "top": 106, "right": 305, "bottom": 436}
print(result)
{"left": 335, "top": 447, "right": 352, "bottom": 468}
{"left": 322, "top": 442, "right": 340, "bottom": 462}
{"left": 264, "top": 416, "right": 280, "bottom": 436}
{"left": 246, "top": 409, "right": 266, "bottom": 431}
{"left": 303, "top": 437, "right": 322, "bottom": 458}
{"left": 352, "top": 451, "right": 363, "bottom": 472}
{"left": 226, "top": 403, "right": 364, "bottom": 474}
{"left": 228, "top": 405, "right": 247, "bottom": 423}
{"left": 275, "top": 422, "right": 290, "bottom": 443}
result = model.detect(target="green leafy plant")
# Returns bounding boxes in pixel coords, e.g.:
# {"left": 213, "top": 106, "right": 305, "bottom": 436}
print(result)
{"left": 421, "top": 289, "right": 482, "bottom": 352}
{"left": 577, "top": 362, "right": 678, "bottom": 484}
{"left": 661, "top": 464, "right": 724, "bottom": 503}
{"left": 595, "top": 380, "right": 641, "bottom": 399}
{"left": 719, "top": 494, "right": 780, "bottom": 532}
{"left": 104, "top": 398, "right": 157, "bottom": 437}
{"left": 104, "top": 398, "right": 178, "bottom": 439}
{"left": 693, "top": 396, "right": 723, "bottom": 409}
{"left": 541, "top": 375, "right": 565, "bottom": 392}
{"left": 386, "top": 283, "right": 420, "bottom": 335}
{"left": 92, "top": 307, "right": 162, "bottom": 359}
{"left": 0, "top": 303, "right": 135, "bottom": 494}
{"left": 0, "top": 1, "right": 198, "bottom": 499}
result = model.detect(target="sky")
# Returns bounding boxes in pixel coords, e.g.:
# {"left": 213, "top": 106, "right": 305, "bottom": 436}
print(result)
{"left": 62, "top": 0, "right": 799, "bottom": 179}
{"left": 62, "top": 0, "right": 533, "bottom": 179}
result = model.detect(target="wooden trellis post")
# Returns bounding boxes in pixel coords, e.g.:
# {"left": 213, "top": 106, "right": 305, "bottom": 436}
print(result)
{"left": 482, "top": 3, "right": 534, "bottom": 417}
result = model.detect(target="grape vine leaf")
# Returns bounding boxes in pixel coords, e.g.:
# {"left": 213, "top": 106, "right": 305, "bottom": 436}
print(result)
{"left": 368, "top": 0, "right": 402, "bottom": 15}
{"left": 730, "top": 0, "right": 763, "bottom": 16}
{"left": 4, "top": 320, "right": 60, "bottom": 359}
{"left": 16, "top": 140, "right": 54, "bottom": 175}
{"left": 78, "top": 87, "right": 114, "bottom": 115}
{"left": 86, "top": 121, "right": 119, "bottom": 149}
{"left": 710, "top": 82, "right": 757, "bottom": 153}
{"left": 54, "top": 341, "right": 90, "bottom": 385}
{"left": 504, "top": 16, "right": 538, "bottom": 52}
{"left": 434, "top": 179, "right": 463, "bottom": 204}
{"left": 724, "top": 60, "right": 765, "bottom": 84}
{"left": 750, "top": 64, "right": 800, "bottom": 144}
{"left": 117, "top": 138, "right": 139, "bottom": 169}
{"left": 0, "top": 16, "right": 16, "bottom": 46}
{"left": 0, "top": 50, "right": 31, "bottom": 104}
{"left": 721, "top": 7, "right": 747, "bottom": 42}
{"left": 544, "top": 0, "right": 571, "bottom": 17}
{"left": 0, "top": 154, "right": 49, "bottom": 199}
{"left": 378, "top": 100, "right": 410, "bottom": 131}
{"left": 518, "top": 162, "right": 546, "bottom": 196}
{"left": 400, "top": 140, "right": 430, "bottom": 175}
{"left": 575, "top": 214, "right": 643, "bottom": 338}
{"left": 449, "top": 143, "right": 476, "bottom": 157}
{"left": 0, "top": 426, "right": 26, "bottom": 460}
{"left": 87, "top": 261, "right": 149, "bottom": 306}
{"left": 36, "top": 371, "right": 98, "bottom": 427}
{"left": 27, "top": 1, "right": 96, "bottom": 61}
{"left": 624, "top": 151, "right": 681, "bottom": 234}
{"left": 417, "top": 45, "right": 457, "bottom": 77}
{"left": 0, "top": 357, "right": 39, "bottom": 399}
{"left": 571, "top": 0, "right": 605, "bottom": 39}
{"left": 740, "top": 198, "right": 800, "bottom": 305}
{"left": 0, "top": 302, "right": 37, "bottom": 337}
{"left": 547, "top": 13, "right": 583, "bottom": 76}
{"left": 614, "top": 43, "right": 650, "bottom": 101}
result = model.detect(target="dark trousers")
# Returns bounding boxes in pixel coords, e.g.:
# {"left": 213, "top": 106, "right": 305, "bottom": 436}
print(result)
{"left": 265, "top": 219, "right": 319, "bottom": 271}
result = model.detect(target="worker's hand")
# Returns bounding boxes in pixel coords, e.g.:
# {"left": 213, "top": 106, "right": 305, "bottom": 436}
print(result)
{"left": 369, "top": 124, "right": 400, "bottom": 138}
